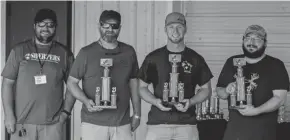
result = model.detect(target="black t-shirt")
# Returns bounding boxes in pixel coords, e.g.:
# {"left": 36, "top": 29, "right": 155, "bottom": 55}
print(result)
{"left": 138, "top": 46, "right": 213, "bottom": 125}
{"left": 217, "top": 54, "right": 289, "bottom": 140}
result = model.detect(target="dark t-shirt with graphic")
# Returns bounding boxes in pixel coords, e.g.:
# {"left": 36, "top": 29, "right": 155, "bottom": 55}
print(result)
{"left": 1, "top": 39, "right": 74, "bottom": 124}
{"left": 138, "top": 46, "right": 213, "bottom": 125}
{"left": 217, "top": 55, "right": 289, "bottom": 140}
{"left": 69, "top": 41, "right": 139, "bottom": 126}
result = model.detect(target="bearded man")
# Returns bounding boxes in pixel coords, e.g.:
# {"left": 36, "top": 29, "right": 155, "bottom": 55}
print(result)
{"left": 67, "top": 10, "right": 141, "bottom": 140}
{"left": 216, "top": 25, "right": 289, "bottom": 140}
{"left": 1, "top": 8, "right": 75, "bottom": 140}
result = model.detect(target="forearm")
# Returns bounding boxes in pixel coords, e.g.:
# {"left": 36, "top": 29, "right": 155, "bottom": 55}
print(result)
{"left": 67, "top": 82, "right": 89, "bottom": 104}
{"left": 256, "top": 96, "right": 284, "bottom": 114}
{"left": 190, "top": 88, "right": 211, "bottom": 106}
{"left": 1, "top": 79, "right": 15, "bottom": 117}
{"left": 216, "top": 87, "right": 230, "bottom": 100}
{"left": 63, "top": 89, "right": 76, "bottom": 112}
{"left": 139, "top": 86, "right": 158, "bottom": 106}
{"left": 130, "top": 79, "right": 141, "bottom": 116}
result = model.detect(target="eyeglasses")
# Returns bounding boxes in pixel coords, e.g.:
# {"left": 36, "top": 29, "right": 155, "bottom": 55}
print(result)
{"left": 100, "top": 22, "right": 120, "bottom": 29}
{"left": 37, "top": 22, "right": 56, "bottom": 28}
{"left": 244, "top": 37, "right": 264, "bottom": 43}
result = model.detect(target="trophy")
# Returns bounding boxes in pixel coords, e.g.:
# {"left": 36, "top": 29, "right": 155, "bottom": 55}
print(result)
{"left": 277, "top": 105, "right": 285, "bottom": 123}
{"left": 196, "top": 95, "right": 224, "bottom": 121}
{"left": 162, "top": 54, "right": 185, "bottom": 106}
{"left": 95, "top": 58, "right": 117, "bottom": 109}
{"left": 229, "top": 58, "right": 251, "bottom": 109}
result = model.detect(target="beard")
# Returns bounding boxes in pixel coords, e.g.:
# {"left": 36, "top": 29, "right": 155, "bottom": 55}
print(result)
{"left": 168, "top": 36, "right": 184, "bottom": 44}
{"left": 242, "top": 43, "right": 266, "bottom": 58}
{"left": 35, "top": 31, "right": 55, "bottom": 44}
{"left": 100, "top": 31, "right": 119, "bottom": 43}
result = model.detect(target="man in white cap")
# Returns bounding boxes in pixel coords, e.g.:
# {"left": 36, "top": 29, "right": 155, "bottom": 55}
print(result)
{"left": 216, "top": 25, "right": 289, "bottom": 140}
{"left": 138, "top": 12, "right": 213, "bottom": 140}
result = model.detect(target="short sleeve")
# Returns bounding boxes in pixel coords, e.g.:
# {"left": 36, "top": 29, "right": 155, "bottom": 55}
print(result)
{"left": 271, "top": 60, "right": 290, "bottom": 91}
{"left": 1, "top": 49, "right": 20, "bottom": 80}
{"left": 64, "top": 51, "right": 75, "bottom": 82}
{"left": 197, "top": 57, "right": 214, "bottom": 86}
{"left": 216, "top": 58, "right": 235, "bottom": 88}
{"left": 138, "top": 56, "right": 157, "bottom": 84}
{"left": 129, "top": 49, "right": 139, "bottom": 79}
{"left": 69, "top": 49, "right": 86, "bottom": 80}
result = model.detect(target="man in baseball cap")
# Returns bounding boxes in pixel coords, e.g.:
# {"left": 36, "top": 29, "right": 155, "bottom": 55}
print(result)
{"left": 2, "top": 8, "right": 76, "bottom": 140}
{"left": 67, "top": 9, "right": 141, "bottom": 140}
{"left": 138, "top": 12, "right": 212, "bottom": 140}
{"left": 216, "top": 24, "right": 289, "bottom": 140}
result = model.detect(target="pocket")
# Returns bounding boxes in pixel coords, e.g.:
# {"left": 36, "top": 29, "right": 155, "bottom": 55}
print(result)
{"left": 18, "top": 60, "right": 29, "bottom": 73}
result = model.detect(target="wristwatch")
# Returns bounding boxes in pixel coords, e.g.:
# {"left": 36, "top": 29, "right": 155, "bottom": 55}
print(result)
{"left": 133, "top": 114, "right": 141, "bottom": 119}
{"left": 61, "top": 110, "right": 71, "bottom": 118}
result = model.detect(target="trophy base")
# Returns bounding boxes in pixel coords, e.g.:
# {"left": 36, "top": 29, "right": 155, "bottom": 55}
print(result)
{"left": 94, "top": 105, "right": 117, "bottom": 109}
{"left": 229, "top": 105, "right": 246, "bottom": 110}
{"left": 162, "top": 101, "right": 186, "bottom": 110}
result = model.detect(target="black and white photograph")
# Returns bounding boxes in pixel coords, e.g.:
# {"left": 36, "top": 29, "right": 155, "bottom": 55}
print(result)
{"left": 0, "top": 1, "right": 290, "bottom": 140}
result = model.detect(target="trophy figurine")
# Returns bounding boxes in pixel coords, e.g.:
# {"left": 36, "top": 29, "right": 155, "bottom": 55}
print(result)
{"left": 162, "top": 54, "right": 185, "bottom": 106}
{"left": 196, "top": 103, "right": 202, "bottom": 120}
{"left": 230, "top": 58, "right": 249, "bottom": 109}
{"left": 277, "top": 105, "right": 285, "bottom": 123}
{"left": 94, "top": 58, "right": 117, "bottom": 109}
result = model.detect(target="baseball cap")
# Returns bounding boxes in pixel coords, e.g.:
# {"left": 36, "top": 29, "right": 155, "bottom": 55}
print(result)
{"left": 244, "top": 25, "right": 267, "bottom": 39}
{"left": 165, "top": 12, "right": 186, "bottom": 26}
{"left": 34, "top": 8, "right": 57, "bottom": 24}
{"left": 99, "top": 10, "right": 121, "bottom": 24}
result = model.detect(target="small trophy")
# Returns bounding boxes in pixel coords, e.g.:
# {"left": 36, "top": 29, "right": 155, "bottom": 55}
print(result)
{"left": 229, "top": 58, "right": 249, "bottom": 109}
{"left": 162, "top": 54, "right": 185, "bottom": 107}
{"left": 94, "top": 58, "right": 117, "bottom": 109}
{"left": 196, "top": 95, "right": 224, "bottom": 121}
{"left": 277, "top": 105, "right": 285, "bottom": 123}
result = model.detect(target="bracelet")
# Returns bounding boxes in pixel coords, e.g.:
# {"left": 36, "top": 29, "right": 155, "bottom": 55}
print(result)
{"left": 61, "top": 110, "right": 71, "bottom": 116}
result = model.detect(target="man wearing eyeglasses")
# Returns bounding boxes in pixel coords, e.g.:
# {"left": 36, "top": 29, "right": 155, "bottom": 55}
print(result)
{"left": 67, "top": 10, "right": 141, "bottom": 140}
{"left": 1, "top": 8, "right": 75, "bottom": 140}
{"left": 216, "top": 25, "right": 289, "bottom": 140}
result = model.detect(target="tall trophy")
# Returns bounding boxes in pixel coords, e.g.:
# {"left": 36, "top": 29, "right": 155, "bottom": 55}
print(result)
{"left": 95, "top": 58, "right": 117, "bottom": 109}
{"left": 229, "top": 58, "right": 252, "bottom": 109}
{"left": 162, "top": 54, "right": 185, "bottom": 106}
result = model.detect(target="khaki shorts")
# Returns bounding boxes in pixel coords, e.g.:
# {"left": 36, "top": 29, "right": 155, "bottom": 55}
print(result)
{"left": 10, "top": 121, "right": 66, "bottom": 140}
{"left": 145, "top": 124, "right": 199, "bottom": 140}
{"left": 81, "top": 122, "right": 133, "bottom": 140}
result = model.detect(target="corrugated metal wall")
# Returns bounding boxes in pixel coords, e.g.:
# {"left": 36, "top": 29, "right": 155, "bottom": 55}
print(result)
{"left": 183, "top": 1, "right": 290, "bottom": 120}
{"left": 72, "top": 1, "right": 172, "bottom": 140}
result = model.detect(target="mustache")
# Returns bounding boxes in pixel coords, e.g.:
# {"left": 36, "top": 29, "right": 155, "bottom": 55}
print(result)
{"left": 246, "top": 44, "right": 258, "bottom": 49}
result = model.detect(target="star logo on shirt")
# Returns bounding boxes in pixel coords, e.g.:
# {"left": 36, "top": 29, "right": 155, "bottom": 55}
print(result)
{"left": 182, "top": 61, "right": 193, "bottom": 73}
